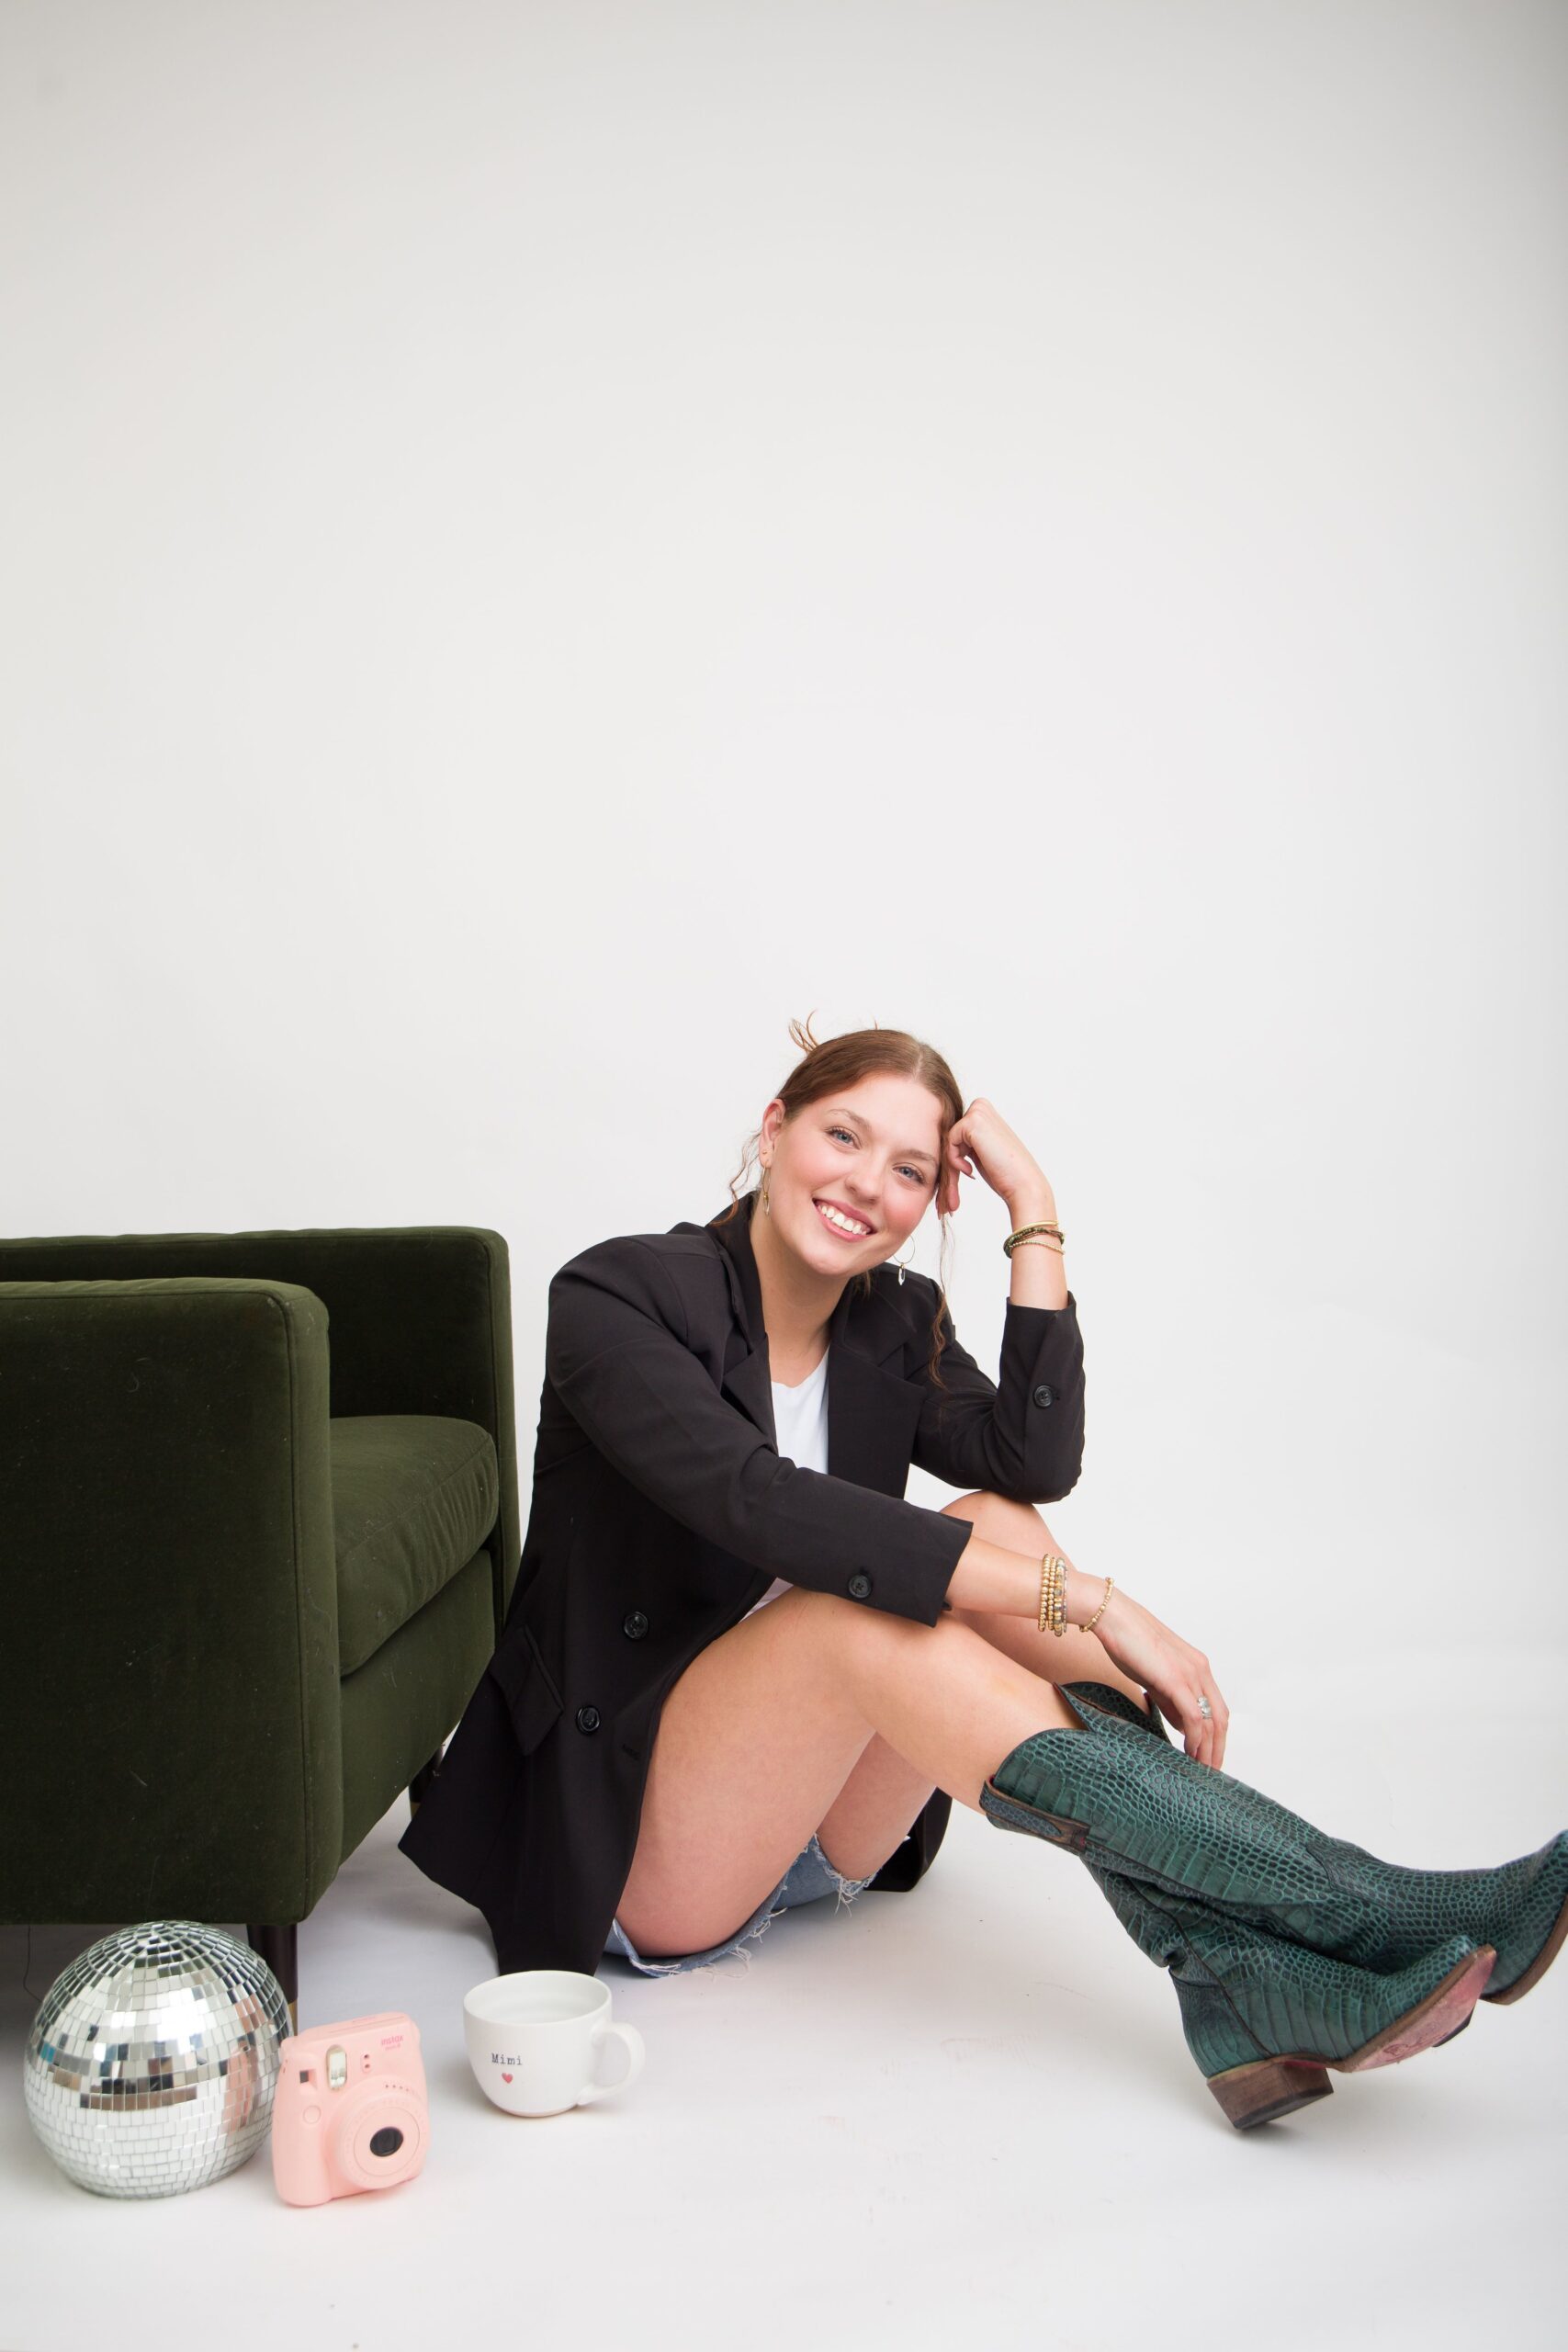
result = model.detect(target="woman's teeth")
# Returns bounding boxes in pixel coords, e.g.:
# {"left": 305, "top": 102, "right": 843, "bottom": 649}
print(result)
{"left": 815, "top": 1199, "right": 870, "bottom": 1238}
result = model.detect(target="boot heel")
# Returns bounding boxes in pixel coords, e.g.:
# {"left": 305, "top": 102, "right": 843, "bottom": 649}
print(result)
{"left": 1206, "top": 2055, "right": 1334, "bottom": 2131}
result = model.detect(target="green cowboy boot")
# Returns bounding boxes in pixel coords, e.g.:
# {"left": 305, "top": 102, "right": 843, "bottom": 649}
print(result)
{"left": 1076, "top": 1855, "right": 1494, "bottom": 2128}
{"left": 1043, "top": 1680, "right": 1568, "bottom": 2005}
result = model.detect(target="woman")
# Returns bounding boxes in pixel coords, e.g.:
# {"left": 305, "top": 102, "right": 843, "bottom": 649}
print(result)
{"left": 400, "top": 1022, "right": 1568, "bottom": 2130}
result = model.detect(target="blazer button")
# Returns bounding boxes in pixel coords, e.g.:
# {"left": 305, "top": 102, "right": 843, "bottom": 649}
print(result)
{"left": 575, "top": 1704, "right": 602, "bottom": 1734}
{"left": 847, "top": 1571, "right": 873, "bottom": 1600}
{"left": 1032, "top": 1384, "right": 1055, "bottom": 1408}
{"left": 623, "top": 1610, "right": 649, "bottom": 1639}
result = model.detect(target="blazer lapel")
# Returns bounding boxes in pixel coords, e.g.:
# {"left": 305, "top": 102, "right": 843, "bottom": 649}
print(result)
{"left": 694, "top": 1189, "right": 926, "bottom": 1502}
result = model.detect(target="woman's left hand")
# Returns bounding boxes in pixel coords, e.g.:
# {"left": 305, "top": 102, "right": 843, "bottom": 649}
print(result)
{"left": 940, "top": 1099, "right": 1052, "bottom": 1219}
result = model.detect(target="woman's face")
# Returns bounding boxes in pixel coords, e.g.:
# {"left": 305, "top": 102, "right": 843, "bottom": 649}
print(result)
{"left": 761, "top": 1073, "right": 945, "bottom": 1275}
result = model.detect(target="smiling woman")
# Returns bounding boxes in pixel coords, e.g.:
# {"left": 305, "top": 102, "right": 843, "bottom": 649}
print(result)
{"left": 400, "top": 1016, "right": 1568, "bottom": 2132}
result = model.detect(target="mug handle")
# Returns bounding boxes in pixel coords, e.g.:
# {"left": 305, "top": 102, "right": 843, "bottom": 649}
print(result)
{"left": 577, "top": 2019, "right": 646, "bottom": 2104}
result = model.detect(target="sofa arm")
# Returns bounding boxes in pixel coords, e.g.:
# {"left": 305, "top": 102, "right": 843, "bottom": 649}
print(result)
{"left": 0, "top": 1227, "right": 521, "bottom": 1628}
{"left": 0, "top": 1275, "right": 344, "bottom": 1924}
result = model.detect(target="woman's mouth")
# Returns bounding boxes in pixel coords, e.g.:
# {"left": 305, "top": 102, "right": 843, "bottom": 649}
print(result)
{"left": 814, "top": 1198, "right": 874, "bottom": 1240}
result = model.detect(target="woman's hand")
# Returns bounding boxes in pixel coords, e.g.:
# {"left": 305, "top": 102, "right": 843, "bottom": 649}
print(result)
{"left": 940, "top": 1098, "right": 1051, "bottom": 1220}
{"left": 1090, "top": 1589, "right": 1230, "bottom": 1770}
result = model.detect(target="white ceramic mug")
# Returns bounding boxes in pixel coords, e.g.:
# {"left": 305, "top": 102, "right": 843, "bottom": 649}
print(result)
{"left": 463, "top": 1971, "right": 646, "bottom": 2118}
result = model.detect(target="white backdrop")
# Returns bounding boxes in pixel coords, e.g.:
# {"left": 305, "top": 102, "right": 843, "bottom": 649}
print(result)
{"left": 4, "top": 6, "right": 1567, "bottom": 2346}
{"left": 4, "top": 1, "right": 1564, "bottom": 1687}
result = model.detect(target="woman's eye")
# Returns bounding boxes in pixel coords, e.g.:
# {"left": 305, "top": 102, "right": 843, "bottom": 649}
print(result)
{"left": 828, "top": 1125, "right": 924, "bottom": 1183}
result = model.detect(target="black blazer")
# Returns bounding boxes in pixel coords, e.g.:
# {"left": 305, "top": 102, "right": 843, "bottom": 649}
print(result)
{"left": 398, "top": 1187, "right": 1087, "bottom": 1975}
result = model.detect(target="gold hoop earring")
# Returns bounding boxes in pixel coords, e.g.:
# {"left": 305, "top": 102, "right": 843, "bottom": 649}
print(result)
{"left": 891, "top": 1239, "right": 915, "bottom": 1285}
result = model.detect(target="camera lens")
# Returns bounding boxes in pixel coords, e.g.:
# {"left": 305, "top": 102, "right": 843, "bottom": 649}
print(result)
{"left": 368, "top": 2126, "right": 404, "bottom": 2159}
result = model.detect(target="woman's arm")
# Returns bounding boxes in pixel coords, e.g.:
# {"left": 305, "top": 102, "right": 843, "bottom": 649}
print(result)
{"left": 1003, "top": 1180, "right": 1067, "bottom": 1309}
{"left": 908, "top": 1172, "right": 1082, "bottom": 1501}
{"left": 936, "top": 1132, "right": 1229, "bottom": 1764}
{"left": 943, "top": 1525, "right": 1104, "bottom": 1624}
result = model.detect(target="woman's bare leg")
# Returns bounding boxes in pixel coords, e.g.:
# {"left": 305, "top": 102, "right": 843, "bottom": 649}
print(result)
{"left": 613, "top": 1585, "right": 1082, "bottom": 1961}
{"left": 816, "top": 1489, "right": 1151, "bottom": 1878}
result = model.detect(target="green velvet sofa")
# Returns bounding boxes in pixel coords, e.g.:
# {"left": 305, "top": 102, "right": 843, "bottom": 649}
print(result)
{"left": 0, "top": 1226, "right": 521, "bottom": 2024}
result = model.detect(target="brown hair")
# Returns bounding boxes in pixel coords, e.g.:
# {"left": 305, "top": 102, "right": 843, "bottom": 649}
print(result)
{"left": 713, "top": 1013, "right": 964, "bottom": 1391}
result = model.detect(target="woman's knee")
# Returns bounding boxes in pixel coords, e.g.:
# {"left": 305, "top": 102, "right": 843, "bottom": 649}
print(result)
{"left": 938, "top": 1489, "right": 1048, "bottom": 1547}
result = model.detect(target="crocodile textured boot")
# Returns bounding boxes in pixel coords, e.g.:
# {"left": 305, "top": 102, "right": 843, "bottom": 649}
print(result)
{"left": 1076, "top": 1858, "right": 1493, "bottom": 2127}
{"left": 1037, "top": 1681, "right": 1568, "bottom": 2004}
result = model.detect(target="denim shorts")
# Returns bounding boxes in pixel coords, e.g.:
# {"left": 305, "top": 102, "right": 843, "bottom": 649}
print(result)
{"left": 602, "top": 1830, "right": 880, "bottom": 1977}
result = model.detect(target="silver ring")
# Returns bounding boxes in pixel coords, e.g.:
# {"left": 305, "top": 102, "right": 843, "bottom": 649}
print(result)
{"left": 1197, "top": 1696, "right": 1213, "bottom": 1719}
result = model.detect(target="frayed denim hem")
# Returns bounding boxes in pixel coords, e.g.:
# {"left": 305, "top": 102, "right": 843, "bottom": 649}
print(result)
{"left": 603, "top": 1829, "right": 879, "bottom": 1978}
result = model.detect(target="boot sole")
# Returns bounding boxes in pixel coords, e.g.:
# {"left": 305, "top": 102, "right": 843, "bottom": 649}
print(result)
{"left": 1330, "top": 1941, "right": 1496, "bottom": 2067}
{"left": 1481, "top": 1883, "right": 1568, "bottom": 2005}
{"left": 1205, "top": 1943, "right": 1495, "bottom": 2130}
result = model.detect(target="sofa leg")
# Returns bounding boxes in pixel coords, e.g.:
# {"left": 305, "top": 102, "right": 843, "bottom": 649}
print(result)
{"left": 408, "top": 1741, "right": 446, "bottom": 1816}
{"left": 248, "top": 1923, "right": 299, "bottom": 2032}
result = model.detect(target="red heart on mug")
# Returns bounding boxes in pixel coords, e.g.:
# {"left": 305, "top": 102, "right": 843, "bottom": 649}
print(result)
{"left": 501, "top": 2073, "right": 513, "bottom": 2083}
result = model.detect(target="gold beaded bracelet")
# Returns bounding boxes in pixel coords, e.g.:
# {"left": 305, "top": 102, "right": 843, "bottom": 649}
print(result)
{"left": 1037, "top": 1554, "right": 1065, "bottom": 1635}
{"left": 1004, "top": 1221, "right": 1065, "bottom": 1259}
{"left": 1081, "top": 1574, "right": 1114, "bottom": 1633}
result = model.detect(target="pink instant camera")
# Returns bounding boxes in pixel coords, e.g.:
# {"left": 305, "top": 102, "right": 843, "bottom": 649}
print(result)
{"left": 271, "top": 2011, "right": 428, "bottom": 2206}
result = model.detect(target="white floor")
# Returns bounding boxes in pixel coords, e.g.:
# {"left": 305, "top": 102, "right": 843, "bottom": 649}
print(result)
{"left": 3, "top": 1670, "right": 1563, "bottom": 2352}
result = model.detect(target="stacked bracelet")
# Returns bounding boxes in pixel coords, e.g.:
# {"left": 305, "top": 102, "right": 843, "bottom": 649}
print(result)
{"left": 1038, "top": 1554, "right": 1115, "bottom": 1639}
{"left": 1004, "top": 1220, "right": 1065, "bottom": 1259}
{"left": 1037, "top": 1553, "right": 1066, "bottom": 1635}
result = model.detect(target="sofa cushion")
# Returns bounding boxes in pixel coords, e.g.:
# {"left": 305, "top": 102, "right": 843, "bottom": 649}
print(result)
{"left": 331, "top": 1415, "right": 500, "bottom": 1674}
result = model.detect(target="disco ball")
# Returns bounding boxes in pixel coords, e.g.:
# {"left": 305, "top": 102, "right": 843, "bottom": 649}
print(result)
{"left": 22, "top": 1920, "right": 291, "bottom": 2199}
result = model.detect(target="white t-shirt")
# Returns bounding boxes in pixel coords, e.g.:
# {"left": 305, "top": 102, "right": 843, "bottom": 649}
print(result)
{"left": 742, "top": 1344, "right": 830, "bottom": 1619}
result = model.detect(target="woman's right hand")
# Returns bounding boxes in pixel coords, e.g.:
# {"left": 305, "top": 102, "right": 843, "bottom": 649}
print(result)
{"left": 1088, "top": 1586, "right": 1230, "bottom": 1770}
